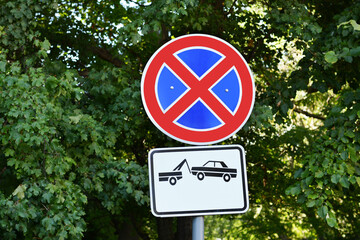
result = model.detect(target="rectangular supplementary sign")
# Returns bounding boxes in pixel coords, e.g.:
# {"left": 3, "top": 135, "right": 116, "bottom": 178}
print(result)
{"left": 148, "top": 145, "right": 249, "bottom": 217}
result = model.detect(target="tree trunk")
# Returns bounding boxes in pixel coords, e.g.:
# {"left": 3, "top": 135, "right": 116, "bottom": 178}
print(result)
{"left": 157, "top": 217, "right": 193, "bottom": 240}
{"left": 157, "top": 218, "right": 175, "bottom": 240}
{"left": 175, "top": 217, "right": 192, "bottom": 240}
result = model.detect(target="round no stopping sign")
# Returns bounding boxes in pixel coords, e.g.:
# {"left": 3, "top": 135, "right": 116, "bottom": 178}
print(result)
{"left": 141, "top": 34, "right": 255, "bottom": 145}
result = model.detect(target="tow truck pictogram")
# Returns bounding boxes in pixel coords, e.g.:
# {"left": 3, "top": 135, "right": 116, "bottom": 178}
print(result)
{"left": 158, "top": 159, "right": 191, "bottom": 185}
{"left": 159, "top": 159, "right": 237, "bottom": 185}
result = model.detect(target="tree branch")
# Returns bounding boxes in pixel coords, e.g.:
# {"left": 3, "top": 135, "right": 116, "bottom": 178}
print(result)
{"left": 225, "top": 0, "right": 237, "bottom": 16}
{"left": 0, "top": 166, "right": 6, "bottom": 177}
{"left": 245, "top": 29, "right": 274, "bottom": 63}
{"left": 78, "top": 69, "right": 90, "bottom": 78}
{"left": 46, "top": 29, "right": 124, "bottom": 69}
{"left": 92, "top": 46, "right": 123, "bottom": 68}
{"left": 293, "top": 107, "right": 326, "bottom": 120}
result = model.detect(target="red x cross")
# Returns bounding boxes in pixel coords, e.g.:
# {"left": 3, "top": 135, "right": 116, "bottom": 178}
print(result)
{"left": 141, "top": 34, "right": 255, "bottom": 145}
{"left": 164, "top": 54, "right": 235, "bottom": 123}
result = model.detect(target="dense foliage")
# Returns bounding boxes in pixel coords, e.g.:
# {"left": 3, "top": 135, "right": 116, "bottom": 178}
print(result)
{"left": 0, "top": 0, "right": 359, "bottom": 239}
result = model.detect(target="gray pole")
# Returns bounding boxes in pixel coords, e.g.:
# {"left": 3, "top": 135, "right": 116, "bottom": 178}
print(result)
{"left": 192, "top": 216, "right": 204, "bottom": 240}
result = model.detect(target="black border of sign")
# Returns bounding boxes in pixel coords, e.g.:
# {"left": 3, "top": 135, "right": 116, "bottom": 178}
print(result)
{"left": 148, "top": 145, "right": 249, "bottom": 217}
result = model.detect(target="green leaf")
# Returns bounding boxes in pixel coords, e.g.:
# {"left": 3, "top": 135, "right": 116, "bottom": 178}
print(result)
{"left": 331, "top": 174, "right": 341, "bottom": 184}
{"left": 4, "top": 148, "right": 15, "bottom": 157}
{"left": 285, "top": 187, "right": 292, "bottom": 195}
{"left": 315, "top": 171, "right": 324, "bottom": 178}
{"left": 130, "top": 32, "right": 140, "bottom": 44}
{"left": 322, "top": 158, "right": 330, "bottom": 168}
{"left": 42, "top": 192, "right": 52, "bottom": 203}
{"left": 297, "top": 194, "right": 306, "bottom": 203}
{"left": 18, "top": 210, "right": 27, "bottom": 218}
{"left": 318, "top": 205, "right": 328, "bottom": 218}
{"left": 301, "top": 169, "right": 310, "bottom": 178}
{"left": 346, "top": 163, "right": 355, "bottom": 175}
{"left": 59, "top": 230, "right": 68, "bottom": 240}
{"left": 79, "top": 194, "right": 87, "bottom": 204}
{"left": 340, "top": 150, "right": 348, "bottom": 160}
{"left": 290, "top": 185, "right": 301, "bottom": 195}
{"left": 305, "top": 176, "right": 313, "bottom": 185}
{"left": 69, "top": 115, "right": 82, "bottom": 124}
{"left": 41, "top": 39, "right": 51, "bottom": 51}
{"left": 349, "top": 20, "right": 360, "bottom": 31}
{"left": 294, "top": 168, "right": 303, "bottom": 178}
{"left": 348, "top": 146, "right": 358, "bottom": 162}
{"left": 12, "top": 184, "right": 26, "bottom": 200}
{"left": 343, "top": 55, "right": 353, "bottom": 63}
{"left": 38, "top": 49, "right": 48, "bottom": 58}
{"left": 339, "top": 176, "right": 350, "bottom": 188}
{"left": 307, "top": 200, "right": 316, "bottom": 208}
{"left": 344, "top": 131, "right": 355, "bottom": 138}
{"left": 308, "top": 193, "right": 318, "bottom": 199}
{"left": 0, "top": 61, "right": 6, "bottom": 72}
{"left": 41, "top": 217, "right": 55, "bottom": 232}
{"left": 324, "top": 51, "right": 338, "bottom": 64}
{"left": 356, "top": 177, "right": 360, "bottom": 187}
{"left": 349, "top": 176, "right": 356, "bottom": 184}
{"left": 338, "top": 19, "right": 360, "bottom": 31}
{"left": 326, "top": 216, "right": 337, "bottom": 227}
{"left": 315, "top": 199, "right": 323, "bottom": 207}
{"left": 83, "top": 178, "right": 92, "bottom": 190}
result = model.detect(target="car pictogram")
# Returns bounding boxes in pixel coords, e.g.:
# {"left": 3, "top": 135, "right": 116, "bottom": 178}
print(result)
{"left": 191, "top": 160, "right": 237, "bottom": 182}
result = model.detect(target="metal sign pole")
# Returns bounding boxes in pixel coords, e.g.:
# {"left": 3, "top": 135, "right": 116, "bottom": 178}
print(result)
{"left": 192, "top": 216, "right": 204, "bottom": 240}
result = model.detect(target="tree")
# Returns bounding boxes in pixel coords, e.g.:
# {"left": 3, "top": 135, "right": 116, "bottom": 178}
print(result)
{"left": 0, "top": 0, "right": 359, "bottom": 239}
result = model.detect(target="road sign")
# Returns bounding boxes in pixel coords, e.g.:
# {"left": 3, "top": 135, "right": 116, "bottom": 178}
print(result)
{"left": 141, "top": 34, "right": 255, "bottom": 145}
{"left": 148, "top": 145, "right": 249, "bottom": 217}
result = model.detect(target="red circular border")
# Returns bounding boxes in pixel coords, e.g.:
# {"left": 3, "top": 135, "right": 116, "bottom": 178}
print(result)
{"left": 141, "top": 34, "right": 255, "bottom": 145}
